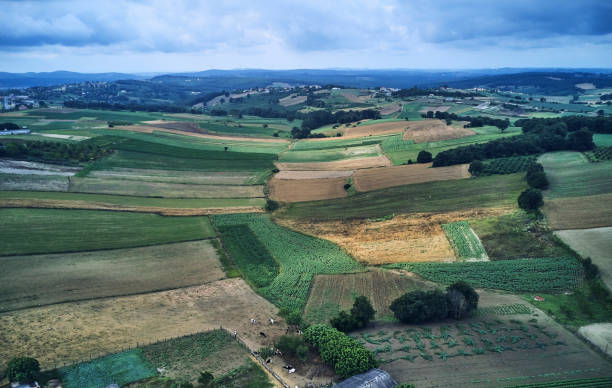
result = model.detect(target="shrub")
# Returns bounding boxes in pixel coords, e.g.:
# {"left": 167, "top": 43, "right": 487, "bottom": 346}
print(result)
{"left": 447, "top": 281, "right": 479, "bottom": 319}
{"left": 265, "top": 199, "right": 279, "bottom": 212}
{"left": 280, "top": 308, "right": 303, "bottom": 327}
{"left": 517, "top": 188, "right": 543, "bottom": 211}
{"left": 330, "top": 296, "right": 375, "bottom": 332}
{"left": 525, "top": 162, "right": 549, "bottom": 189}
{"left": 330, "top": 311, "right": 358, "bottom": 332}
{"left": 390, "top": 290, "right": 448, "bottom": 323}
{"left": 6, "top": 357, "right": 40, "bottom": 383}
{"left": 468, "top": 160, "right": 484, "bottom": 175}
{"left": 344, "top": 183, "right": 352, "bottom": 190}
{"left": 198, "top": 371, "right": 214, "bottom": 387}
{"left": 582, "top": 257, "right": 600, "bottom": 280}
{"left": 275, "top": 336, "right": 309, "bottom": 362}
{"left": 417, "top": 150, "right": 433, "bottom": 163}
{"left": 258, "top": 347, "right": 275, "bottom": 360}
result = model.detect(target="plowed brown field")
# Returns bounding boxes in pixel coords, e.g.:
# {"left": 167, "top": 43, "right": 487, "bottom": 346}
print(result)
{"left": 403, "top": 119, "right": 475, "bottom": 143}
{"left": 274, "top": 155, "right": 392, "bottom": 171}
{"left": 268, "top": 177, "right": 347, "bottom": 202}
{"left": 340, "top": 120, "right": 408, "bottom": 139}
{"left": 543, "top": 193, "right": 612, "bottom": 229}
{"left": 353, "top": 163, "right": 470, "bottom": 192}
{"left": 274, "top": 170, "right": 354, "bottom": 180}
{"left": 277, "top": 208, "right": 511, "bottom": 264}
{"left": 114, "top": 125, "right": 289, "bottom": 143}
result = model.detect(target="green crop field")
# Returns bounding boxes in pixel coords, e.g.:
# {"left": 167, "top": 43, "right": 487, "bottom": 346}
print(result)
{"left": 278, "top": 143, "right": 381, "bottom": 162}
{"left": 0, "top": 208, "right": 215, "bottom": 256}
{"left": 59, "top": 349, "right": 157, "bottom": 388}
{"left": 539, "top": 152, "right": 612, "bottom": 198}
{"left": 507, "top": 377, "right": 612, "bottom": 387}
{"left": 281, "top": 173, "right": 526, "bottom": 220}
{"left": 0, "top": 190, "right": 264, "bottom": 208}
{"left": 398, "top": 103, "right": 424, "bottom": 120}
{"left": 442, "top": 221, "right": 488, "bottom": 260}
{"left": 584, "top": 146, "right": 612, "bottom": 163}
{"left": 214, "top": 214, "right": 362, "bottom": 311}
{"left": 385, "top": 257, "right": 582, "bottom": 293}
{"left": 593, "top": 134, "right": 612, "bottom": 147}
{"left": 474, "top": 155, "right": 538, "bottom": 176}
{"left": 382, "top": 129, "right": 521, "bottom": 164}
{"left": 290, "top": 134, "right": 391, "bottom": 151}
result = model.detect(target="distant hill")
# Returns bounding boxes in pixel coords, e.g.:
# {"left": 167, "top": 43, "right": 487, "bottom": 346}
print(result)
{"left": 0, "top": 71, "right": 148, "bottom": 89}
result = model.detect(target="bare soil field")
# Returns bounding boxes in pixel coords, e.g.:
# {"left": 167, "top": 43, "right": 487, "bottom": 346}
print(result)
{"left": 357, "top": 293, "right": 612, "bottom": 387}
{"left": 555, "top": 227, "right": 612, "bottom": 291}
{"left": 90, "top": 168, "right": 258, "bottom": 185}
{"left": 268, "top": 177, "right": 347, "bottom": 202}
{"left": 403, "top": 119, "right": 476, "bottom": 143}
{"left": 278, "top": 94, "right": 307, "bottom": 107}
{"left": 275, "top": 155, "right": 392, "bottom": 171}
{"left": 0, "top": 240, "right": 225, "bottom": 312}
{"left": 353, "top": 163, "right": 470, "bottom": 192}
{"left": 0, "top": 198, "right": 264, "bottom": 216}
{"left": 69, "top": 177, "right": 264, "bottom": 198}
{"left": 304, "top": 269, "right": 437, "bottom": 323}
{"left": 144, "top": 120, "right": 203, "bottom": 133}
{"left": 0, "top": 160, "right": 81, "bottom": 176}
{"left": 273, "top": 170, "right": 354, "bottom": 180}
{"left": 31, "top": 132, "right": 90, "bottom": 141}
{"left": 577, "top": 323, "right": 612, "bottom": 357}
{"left": 380, "top": 103, "right": 403, "bottom": 116}
{"left": 114, "top": 125, "right": 289, "bottom": 143}
{"left": 340, "top": 89, "right": 372, "bottom": 103}
{"left": 0, "top": 173, "right": 69, "bottom": 191}
{"left": 340, "top": 120, "right": 408, "bottom": 139}
{"left": 277, "top": 208, "right": 510, "bottom": 264}
{"left": 542, "top": 193, "right": 612, "bottom": 229}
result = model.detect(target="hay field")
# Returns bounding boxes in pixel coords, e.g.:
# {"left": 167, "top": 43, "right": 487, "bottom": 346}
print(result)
{"left": 90, "top": 168, "right": 261, "bottom": 185}
{"left": 268, "top": 177, "right": 347, "bottom": 202}
{"left": 69, "top": 177, "right": 264, "bottom": 198}
{"left": 352, "top": 163, "right": 470, "bottom": 192}
{"left": 539, "top": 152, "right": 612, "bottom": 198}
{"left": 339, "top": 89, "right": 372, "bottom": 103}
{"left": 380, "top": 103, "right": 403, "bottom": 116}
{"left": 274, "top": 170, "right": 353, "bottom": 179}
{"left": 304, "top": 269, "right": 436, "bottom": 323}
{"left": 340, "top": 120, "right": 407, "bottom": 139}
{"left": 278, "top": 144, "right": 382, "bottom": 163}
{"left": 0, "top": 240, "right": 224, "bottom": 312}
{"left": 555, "top": 227, "right": 612, "bottom": 291}
{"left": 277, "top": 208, "right": 509, "bottom": 264}
{"left": 114, "top": 125, "right": 289, "bottom": 143}
{"left": 0, "top": 173, "right": 69, "bottom": 192}
{"left": 403, "top": 119, "right": 475, "bottom": 143}
{"left": 543, "top": 193, "right": 612, "bottom": 229}
{"left": 278, "top": 94, "right": 307, "bottom": 106}
{"left": 275, "top": 155, "right": 391, "bottom": 171}
{"left": 0, "top": 279, "right": 285, "bottom": 372}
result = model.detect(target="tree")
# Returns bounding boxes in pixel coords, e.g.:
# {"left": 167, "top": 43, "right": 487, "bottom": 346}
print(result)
{"left": 265, "top": 199, "right": 279, "bottom": 212}
{"left": 198, "top": 371, "right": 214, "bottom": 387}
{"left": 6, "top": 357, "right": 40, "bottom": 383}
{"left": 417, "top": 150, "right": 433, "bottom": 163}
{"left": 350, "top": 296, "right": 375, "bottom": 328}
{"left": 526, "top": 170, "right": 549, "bottom": 189}
{"left": 566, "top": 128, "right": 595, "bottom": 151}
{"left": 517, "top": 188, "right": 543, "bottom": 211}
{"left": 468, "top": 160, "right": 484, "bottom": 175}
{"left": 330, "top": 311, "right": 357, "bottom": 332}
{"left": 446, "top": 281, "right": 478, "bottom": 319}
{"left": 275, "top": 335, "right": 309, "bottom": 361}
{"left": 390, "top": 290, "right": 448, "bottom": 324}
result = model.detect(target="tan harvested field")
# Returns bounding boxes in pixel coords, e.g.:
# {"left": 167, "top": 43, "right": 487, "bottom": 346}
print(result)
{"left": 340, "top": 89, "right": 372, "bottom": 103}
{"left": 380, "top": 103, "right": 402, "bottom": 116}
{"left": 304, "top": 269, "right": 437, "bottom": 323}
{"left": 353, "top": 163, "right": 470, "bottom": 192}
{"left": 274, "top": 170, "right": 354, "bottom": 180}
{"left": 0, "top": 240, "right": 225, "bottom": 312}
{"left": 358, "top": 292, "right": 612, "bottom": 387}
{"left": 278, "top": 94, "right": 307, "bottom": 106}
{"left": 0, "top": 198, "right": 264, "bottom": 216}
{"left": 0, "top": 279, "right": 285, "bottom": 371}
{"left": 114, "top": 125, "right": 289, "bottom": 143}
{"left": 578, "top": 323, "right": 612, "bottom": 357}
{"left": 90, "top": 168, "right": 258, "bottom": 185}
{"left": 277, "top": 208, "right": 510, "bottom": 264}
{"left": 69, "top": 177, "right": 264, "bottom": 198}
{"left": 418, "top": 105, "right": 451, "bottom": 113}
{"left": 403, "top": 119, "right": 476, "bottom": 143}
{"left": 339, "top": 120, "right": 408, "bottom": 139}
{"left": 275, "top": 155, "right": 392, "bottom": 171}
{"left": 268, "top": 177, "right": 347, "bottom": 202}
{"left": 144, "top": 120, "right": 203, "bottom": 133}
{"left": 555, "top": 227, "right": 612, "bottom": 291}
{"left": 542, "top": 193, "right": 612, "bottom": 229}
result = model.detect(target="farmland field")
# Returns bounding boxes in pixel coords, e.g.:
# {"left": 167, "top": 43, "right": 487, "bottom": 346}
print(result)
{"left": 385, "top": 257, "right": 582, "bottom": 293}
{"left": 280, "top": 173, "right": 526, "bottom": 220}
{"left": 278, "top": 144, "right": 382, "bottom": 163}
{"left": 214, "top": 213, "right": 362, "bottom": 310}
{"left": 304, "top": 269, "right": 436, "bottom": 323}
{"left": 268, "top": 176, "right": 347, "bottom": 202}
{"left": 0, "top": 208, "right": 216, "bottom": 255}
{"left": 352, "top": 163, "right": 470, "bottom": 192}
{"left": 403, "top": 119, "right": 475, "bottom": 143}
{"left": 290, "top": 134, "right": 391, "bottom": 150}
{"left": 275, "top": 155, "right": 391, "bottom": 171}
{"left": 0, "top": 173, "right": 70, "bottom": 192}
{"left": 0, "top": 240, "right": 224, "bottom": 311}
{"left": 542, "top": 193, "right": 612, "bottom": 230}
{"left": 442, "top": 221, "right": 488, "bottom": 261}
{"left": 474, "top": 155, "right": 538, "bottom": 176}
{"left": 90, "top": 168, "right": 266, "bottom": 185}
{"left": 555, "top": 227, "right": 612, "bottom": 291}
{"left": 538, "top": 152, "right": 612, "bottom": 198}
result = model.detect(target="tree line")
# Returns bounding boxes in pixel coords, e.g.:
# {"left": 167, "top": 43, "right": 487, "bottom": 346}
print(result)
{"left": 424, "top": 110, "right": 510, "bottom": 131}
{"left": 0, "top": 140, "right": 111, "bottom": 164}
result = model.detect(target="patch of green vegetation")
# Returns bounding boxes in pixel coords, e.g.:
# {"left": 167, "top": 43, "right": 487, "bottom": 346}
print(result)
{"left": 507, "top": 376, "right": 612, "bottom": 387}
{"left": 281, "top": 173, "right": 526, "bottom": 220}
{"left": 593, "top": 133, "right": 612, "bottom": 147}
{"left": 210, "top": 360, "right": 273, "bottom": 388}
{"left": 385, "top": 257, "right": 582, "bottom": 293}
{"left": 0, "top": 191, "right": 265, "bottom": 208}
{"left": 524, "top": 280, "right": 612, "bottom": 330}
{"left": 279, "top": 144, "right": 381, "bottom": 162}
{"left": 470, "top": 211, "right": 574, "bottom": 260}
{"left": 539, "top": 152, "right": 612, "bottom": 198}
{"left": 584, "top": 146, "right": 612, "bottom": 163}
{"left": 59, "top": 349, "right": 157, "bottom": 388}
{"left": 442, "top": 221, "right": 488, "bottom": 260}
{"left": 473, "top": 155, "right": 538, "bottom": 176}
{"left": 210, "top": 238, "right": 241, "bottom": 278}
{"left": 398, "top": 103, "right": 424, "bottom": 120}
{"left": 0, "top": 208, "right": 215, "bottom": 256}
{"left": 290, "top": 134, "right": 392, "bottom": 151}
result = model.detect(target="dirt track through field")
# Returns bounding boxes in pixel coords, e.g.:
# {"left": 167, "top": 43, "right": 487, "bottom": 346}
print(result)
{"left": 114, "top": 125, "right": 289, "bottom": 143}
{"left": 0, "top": 198, "right": 264, "bottom": 216}
{"left": 353, "top": 163, "right": 470, "bottom": 192}
{"left": 403, "top": 119, "right": 475, "bottom": 143}
{"left": 268, "top": 177, "right": 348, "bottom": 202}
{"left": 277, "top": 207, "right": 511, "bottom": 264}
{"left": 275, "top": 155, "right": 392, "bottom": 171}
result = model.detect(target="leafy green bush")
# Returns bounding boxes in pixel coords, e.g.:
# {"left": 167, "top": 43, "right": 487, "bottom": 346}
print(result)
{"left": 417, "top": 150, "right": 433, "bottom": 163}
{"left": 330, "top": 296, "right": 375, "bottom": 332}
{"left": 6, "top": 357, "right": 40, "bottom": 383}
{"left": 518, "top": 188, "right": 543, "bottom": 211}
{"left": 265, "top": 199, "right": 279, "bottom": 212}
{"left": 390, "top": 290, "right": 448, "bottom": 323}
{"left": 447, "top": 281, "right": 479, "bottom": 319}
{"left": 275, "top": 336, "right": 309, "bottom": 361}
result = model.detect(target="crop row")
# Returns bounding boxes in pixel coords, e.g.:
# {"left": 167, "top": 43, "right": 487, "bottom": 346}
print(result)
{"left": 291, "top": 134, "right": 389, "bottom": 151}
{"left": 215, "top": 214, "right": 363, "bottom": 311}
{"left": 584, "top": 146, "right": 612, "bottom": 163}
{"left": 476, "top": 155, "right": 537, "bottom": 176}
{"left": 381, "top": 134, "right": 415, "bottom": 152}
{"left": 385, "top": 257, "right": 582, "bottom": 293}
{"left": 442, "top": 221, "right": 488, "bottom": 260}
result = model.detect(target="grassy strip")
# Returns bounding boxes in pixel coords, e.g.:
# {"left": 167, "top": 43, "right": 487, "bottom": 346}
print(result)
{"left": 385, "top": 257, "right": 582, "bottom": 293}
{"left": 0, "top": 208, "right": 216, "bottom": 256}
{"left": 210, "top": 238, "right": 241, "bottom": 278}
{"left": 281, "top": 173, "right": 526, "bottom": 220}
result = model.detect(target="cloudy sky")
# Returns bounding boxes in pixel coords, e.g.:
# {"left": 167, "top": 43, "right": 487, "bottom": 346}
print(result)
{"left": 2, "top": 0, "right": 611, "bottom": 73}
